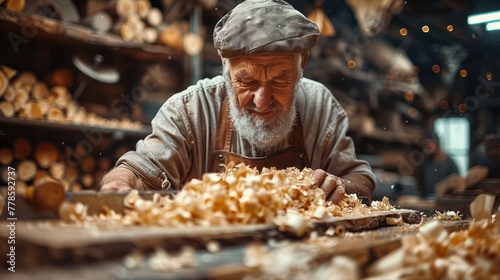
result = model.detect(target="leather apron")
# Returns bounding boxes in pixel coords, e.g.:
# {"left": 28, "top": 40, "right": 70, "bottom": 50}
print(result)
{"left": 210, "top": 99, "right": 310, "bottom": 172}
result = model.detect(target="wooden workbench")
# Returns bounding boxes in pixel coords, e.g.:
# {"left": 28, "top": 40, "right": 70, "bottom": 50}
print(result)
{"left": 0, "top": 219, "right": 469, "bottom": 279}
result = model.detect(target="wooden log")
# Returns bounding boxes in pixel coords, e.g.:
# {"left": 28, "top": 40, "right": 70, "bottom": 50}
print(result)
{"left": 32, "top": 81, "right": 49, "bottom": 100}
{"left": 49, "top": 161, "right": 66, "bottom": 181}
{"left": 183, "top": 33, "right": 204, "bottom": 56}
{"left": 82, "top": 11, "right": 113, "bottom": 33}
{"left": 71, "top": 182, "right": 82, "bottom": 191}
{"left": 6, "top": 0, "right": 25, "bottom": 12}
{"left": 18, "top": 160, "right": 37, "bottom": 181}
{"left": 13, "top": 137, "right": 31, "bottom": 159}
{"left": 24, "top": 177, "right": 65, "bottom": 211}
{"left": 0, "top": 71, "right": 8, "bottom": 98}
{"left": 65, "top": 100, "right": 80, "bottom": 120}
{"left": 22, "top": 101, "right": 43, "bottom": 119}
{"left": 127, "top": 14, "right": 145, "bottom": 42}
{"left": 15, "top": 180, "right": 27, "bottom": 194}
{"left": 1, "top": 65, "right": 17, "bottom": 80}
{"left": 0, "top": 147, "right": 14, "bottom": 165}
{"left": 75, "top": 141, "right": 90, "bottom": 157}
{"left": 113, "top": 20, "right": 135, "bottom": 41}
{"left": 158, "top": 23, "right": 183, "bottom": 50}
{"left": 108, "top": 0, "right": 137, "bottom": 19}
{"left": 12, "top": 71, "right": 37, "bottom": 91}
{"left": 146, "top": 7, "right": 162, "bottom": 27}
{"left": 136, "top": 0, "right": 151, "bottom": 19}
{"left": 35, "top": 142, "right": 59, "bottom": 168}
{"left": 60, "top": 178, "right": 70, "bottom": 191}
{"left": 0, "top": 102, "right": 14, "bottom": 117}
{"left": 3, "top": 86, "right": 16, "bottom": 102}
{"left": 37, "top": 100, "right": 49, "bottom": 117}
{"left": 142, "top": 26, "right": 158, "bottom": 44}
{"left": 51, "top": 86, "right": 71, "bottom": 108}
{"left": 34, "top": 169, "right": 50, "bottom": 185}
{"left": 47, "top": 107, "right": 65, "bottom": 122}
{"left": 17, "top": 107, "right": 27, "bottom": 119}
{"left": 66, "top": 166, "right": 79, "bottom": 182}
{"left": 13, "top": 87, "right": 29, "bottom": 112}
{"left": 81, "top": 155, "right": 96, "bottom": 173}
{"left": 71, "top": 108, "right": 87, "bottom": 124}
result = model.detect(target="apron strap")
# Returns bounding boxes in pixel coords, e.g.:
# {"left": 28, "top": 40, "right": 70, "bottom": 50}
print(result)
{"left": 215, "top": 98, "right": 232, "bottom": 151}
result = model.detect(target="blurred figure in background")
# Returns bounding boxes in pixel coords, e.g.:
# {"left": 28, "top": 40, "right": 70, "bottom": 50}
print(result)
{"left": 414, "top": 131, "right": 459, "bottom": 198}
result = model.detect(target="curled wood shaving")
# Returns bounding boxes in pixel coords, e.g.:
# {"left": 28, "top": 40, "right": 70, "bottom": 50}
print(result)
{"left": 370, "top": 196, "right": 395, "bottom": 211}
{"left": 432, "top": 210, "right": 463, "bottom": 221}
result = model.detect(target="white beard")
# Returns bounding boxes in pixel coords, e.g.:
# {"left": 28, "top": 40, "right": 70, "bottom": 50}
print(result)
{"left": 222, "top": 68, "right": 302, "bottom": 152}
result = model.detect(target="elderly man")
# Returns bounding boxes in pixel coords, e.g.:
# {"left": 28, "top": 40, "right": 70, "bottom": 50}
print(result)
{"left": 100, "top": 0, "right": 375, "bottom": 204}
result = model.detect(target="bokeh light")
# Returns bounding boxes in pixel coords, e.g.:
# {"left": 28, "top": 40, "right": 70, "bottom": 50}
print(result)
{"left": 405, "top": 90, "right": 414, "bottom": 103}
{"left": 347, "top": 60, "right": 357, "bottom": 69}
{"left": 440, "top": 101, "right": 449, "bottom": 110}
{"left": 408, "top": 107, "right": 418, "bottom": 118}
{"left": 432, "top": 64, "right": 441, "bottom": 73}
{"left": 486, "top": 72, "right": 492, "bottom": 81}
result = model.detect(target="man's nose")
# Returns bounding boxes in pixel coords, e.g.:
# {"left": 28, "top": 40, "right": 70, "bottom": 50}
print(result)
{"left": 252, "top": 86, "right": 273, "bottom": 111}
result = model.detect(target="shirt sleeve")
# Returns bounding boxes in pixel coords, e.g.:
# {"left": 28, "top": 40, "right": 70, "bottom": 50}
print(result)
{"left": 116, "top": 95, "right": 194, "bottom": 191}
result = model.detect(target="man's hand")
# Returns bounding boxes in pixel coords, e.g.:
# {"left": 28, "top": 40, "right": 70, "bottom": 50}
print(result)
{"left": 99, "top": 166, "right": 143, "bottom": 193}
{"left": 311, "top": 169, "right": 346, "bottom": 204}
{"left": 100, "top": 180, "right": 134, "bottom": 193}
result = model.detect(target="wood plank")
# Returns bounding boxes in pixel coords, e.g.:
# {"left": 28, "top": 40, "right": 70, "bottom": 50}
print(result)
{"left": 0, "top": 210, "right": 422, "bottom": 249}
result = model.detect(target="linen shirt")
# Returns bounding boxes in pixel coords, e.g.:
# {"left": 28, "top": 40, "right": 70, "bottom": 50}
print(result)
{"left": 117, "top": 75, "right": 375, "bottom": 190}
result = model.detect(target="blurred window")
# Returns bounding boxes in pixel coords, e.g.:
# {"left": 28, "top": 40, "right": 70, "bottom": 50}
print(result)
{"left": 434, "top": 118, "right": 470, "bottom": 176}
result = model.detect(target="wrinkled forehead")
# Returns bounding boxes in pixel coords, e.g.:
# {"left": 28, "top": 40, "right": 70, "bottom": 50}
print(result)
{"left": 227, "top": 53, "right": 299, "bottom": 71}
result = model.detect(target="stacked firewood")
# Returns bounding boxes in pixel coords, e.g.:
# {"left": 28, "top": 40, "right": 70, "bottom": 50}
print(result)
{"left": 0, "top": 65, "right": 143, "bottom": 130}
{"left": 0, "top": 137, "right": 127, "bottom": 191}
{"left": 84, "top": 0, "right": 203, "bottom": 55}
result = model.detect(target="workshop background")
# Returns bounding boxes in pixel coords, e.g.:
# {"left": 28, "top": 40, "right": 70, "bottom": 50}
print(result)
{"left": 0, "top": 0, "right": 500, "bottom": 278}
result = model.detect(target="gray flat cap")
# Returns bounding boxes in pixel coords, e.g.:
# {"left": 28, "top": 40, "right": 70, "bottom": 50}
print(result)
{"left": 213, "top": 0, "right": 320, "bottom": 58}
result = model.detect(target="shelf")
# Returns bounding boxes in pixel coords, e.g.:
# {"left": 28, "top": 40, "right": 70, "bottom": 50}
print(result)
{"left": 0, "top": 117, "right": 151, "bottom": 138}
{"left": 0, "top": 8, "right": 181, "bottom": 62}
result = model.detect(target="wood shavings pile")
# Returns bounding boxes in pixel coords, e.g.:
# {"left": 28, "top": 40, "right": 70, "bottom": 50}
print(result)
{"left": 60, "top": 163, "right": 394, "bottom": 232}
{"left": 366, "top": 215, "right": 500, "bottom": 279}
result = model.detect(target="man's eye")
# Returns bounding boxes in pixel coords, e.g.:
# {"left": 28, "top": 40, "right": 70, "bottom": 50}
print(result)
{"left": 272, "top": 80, "right": 287, "bottom": 87}
{"left": 242, "top": 80, "right": 257, "bottom": 86}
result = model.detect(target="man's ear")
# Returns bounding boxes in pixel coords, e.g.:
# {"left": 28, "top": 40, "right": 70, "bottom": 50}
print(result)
{"left": 300, "top": 52, "right": 309, "bottom": 69}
